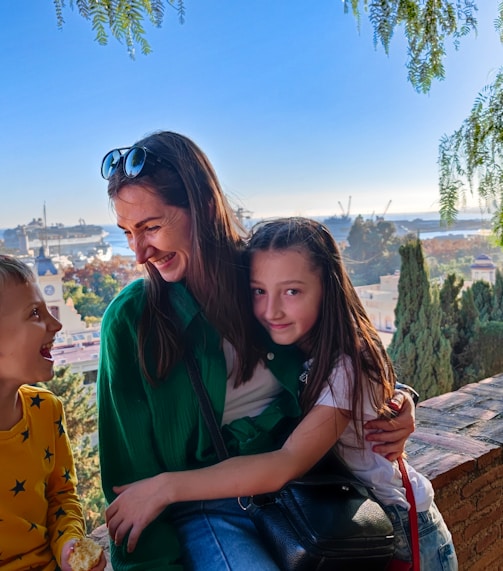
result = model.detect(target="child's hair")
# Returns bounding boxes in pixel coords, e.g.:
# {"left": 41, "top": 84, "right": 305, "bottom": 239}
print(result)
{"left": 248, "top": 217, "right": 396, "bottom": 441}
{"left": 0, "top": 255, "right": 35, "bottom": 295}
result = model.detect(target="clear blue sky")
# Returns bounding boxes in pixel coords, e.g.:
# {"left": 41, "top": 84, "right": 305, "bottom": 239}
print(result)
{"left": 1, "top": 1, "right": 502, "bottom": 229}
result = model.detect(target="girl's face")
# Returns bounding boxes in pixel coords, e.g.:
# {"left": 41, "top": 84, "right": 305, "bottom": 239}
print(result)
{"left": 0, "top": 279, "right": 62, "bottom": 387}
{"left": 250, "top": 248, "right": 323, "bottom": 352}
{"left": 114, "top": 184, "right": 193, "bottom": 283}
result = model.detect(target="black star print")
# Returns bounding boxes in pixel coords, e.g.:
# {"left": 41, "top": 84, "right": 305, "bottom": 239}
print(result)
{"left": 57, "top": 529, "right": 64, "bottom": 539}
{"left": 62, "top": 468, "right": 71, "bottom": 482}
{"left": 55, "top": 416, "right": 65, "bottom": 436}
{"left": 30, "top": 394, "right": 45, "bottom": 408}
{"left": 29, "top": 522, "right": 38, "bottom": 531}
{"left": 10, "top": 480, "right": 26, "bottom": 496}
{"left": 21, "top": 429, "right": 29, "bottom": 442}
{"left": 44, "top": 447, "right": 54, "bottom": 462}
{"left": 55, "top": 507, "right": 66, "bottom": 519}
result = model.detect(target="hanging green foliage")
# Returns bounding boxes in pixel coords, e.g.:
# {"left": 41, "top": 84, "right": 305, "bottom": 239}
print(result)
{"left": 439, "top": 68, "right": 503, "bottom": 243}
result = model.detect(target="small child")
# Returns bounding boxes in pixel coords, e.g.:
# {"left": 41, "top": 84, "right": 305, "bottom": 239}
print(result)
{"left": 0, "top": 255, "right": 105, "bottom": 571}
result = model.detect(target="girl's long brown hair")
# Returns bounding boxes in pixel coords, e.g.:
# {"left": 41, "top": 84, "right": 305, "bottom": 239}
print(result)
{"left": 247, "top": 217, "right": 396, "bottom": 442}
{"left": 107, "top": 131, "right": 261, "bottom": 385}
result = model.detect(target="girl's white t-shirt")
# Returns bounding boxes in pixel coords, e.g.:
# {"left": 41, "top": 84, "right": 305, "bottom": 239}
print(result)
{"left": 316, "top": 355, "right": 434, "bottom": 512}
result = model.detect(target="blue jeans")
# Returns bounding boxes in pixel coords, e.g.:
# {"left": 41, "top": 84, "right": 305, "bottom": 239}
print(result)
{"left": 169, "top": 498, "right": 280, "bottom": 571}
{"left": 383, "top": 502, "right": 458, "bottom": 570}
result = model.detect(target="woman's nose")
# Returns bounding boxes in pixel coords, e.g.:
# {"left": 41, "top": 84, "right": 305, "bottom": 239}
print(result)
{"left": 131, "top": 235, "right": 154, "bottom": 265}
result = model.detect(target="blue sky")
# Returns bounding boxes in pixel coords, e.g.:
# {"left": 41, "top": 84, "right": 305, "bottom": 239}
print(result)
{"left": 1, "top": 1, "right": 502, "bottom": 228}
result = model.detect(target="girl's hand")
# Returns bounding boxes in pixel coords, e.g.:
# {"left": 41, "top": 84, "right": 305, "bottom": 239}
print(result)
{"left": 106, "top": 475, "right": 168, "bottom": 553}
{"left": 60, "top": 540, "right": 107, "bottom": 571}
{"left": 364, "top": 391, "right": 415, "bottom": 461}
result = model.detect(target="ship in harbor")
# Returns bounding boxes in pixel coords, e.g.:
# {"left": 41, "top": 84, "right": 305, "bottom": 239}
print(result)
{"left": 323, "top": 196, "right": 354, "bottom": 242}
{"left": 2, "top": 216, "right": 112, "bottom": 263}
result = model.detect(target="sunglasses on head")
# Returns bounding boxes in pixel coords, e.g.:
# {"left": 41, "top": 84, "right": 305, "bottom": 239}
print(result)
{"left": 100, "top": 146, "right": 173, "bottom": 180}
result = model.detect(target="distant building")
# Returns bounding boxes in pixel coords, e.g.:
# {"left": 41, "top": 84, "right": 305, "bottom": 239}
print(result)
{"left": 470, "top": 253, "right": 497, "bottom": 285}
{"left": 354, "top": 272, "right": 399, "bottom": 334}
{"left": 34, "top": 247, "right": 87, "bottom": 336}
{"left": 34, "top": 248, "right": 100, "bottom": 378}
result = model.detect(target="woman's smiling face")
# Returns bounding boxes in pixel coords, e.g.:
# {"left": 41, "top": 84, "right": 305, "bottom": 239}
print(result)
{"left": 114, "top": 184, "right": 193, "bottom": 283}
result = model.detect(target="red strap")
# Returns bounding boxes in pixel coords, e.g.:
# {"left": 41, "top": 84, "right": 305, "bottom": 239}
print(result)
{"left": 397, "top": 456, "right": 420, "bottom": 571}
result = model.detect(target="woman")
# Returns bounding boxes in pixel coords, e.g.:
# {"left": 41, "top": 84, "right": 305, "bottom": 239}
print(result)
{"left": 97, "top": 131, "right": 415, "bottom": 570}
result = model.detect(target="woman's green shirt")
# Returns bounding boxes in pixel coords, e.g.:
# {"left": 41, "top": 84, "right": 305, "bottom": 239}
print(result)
{"left": 97, "top": 279, "right": 303, "bottom": 570}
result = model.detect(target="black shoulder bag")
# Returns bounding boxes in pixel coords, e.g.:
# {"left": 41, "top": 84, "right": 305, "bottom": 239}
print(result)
{"left": 186, "top": 354, "right": 395, "bottom": 571}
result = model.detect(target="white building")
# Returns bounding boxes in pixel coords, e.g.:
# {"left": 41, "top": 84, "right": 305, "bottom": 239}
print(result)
{"left": 354, "top": 272, "right": 399, "bottom": 334}
{"left": 470, "top": 254, "right": 497, "bottom": 285}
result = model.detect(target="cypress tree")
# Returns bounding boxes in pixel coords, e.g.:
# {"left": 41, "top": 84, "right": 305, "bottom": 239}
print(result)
{"left": 388, "top": 239, "right": 453, "bottom": 399}
{"left": 492, "top": 270, "right": 503, "bottom": 321}
{"left": 439, "top": 273, "right": 463, "bottom": 346}
{"left": 471, "top": 280, "right": 493, "bottom": 322}
{"left": 451, "top": 287, "right": 483, "bottom": 389}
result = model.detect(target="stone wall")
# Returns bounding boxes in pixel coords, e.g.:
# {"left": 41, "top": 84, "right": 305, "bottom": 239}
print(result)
{"left": 92, "top": 374, "right": 503, "bottom": 570}
{"left": 406, "top": 374, "right": 503, "bottom": 570}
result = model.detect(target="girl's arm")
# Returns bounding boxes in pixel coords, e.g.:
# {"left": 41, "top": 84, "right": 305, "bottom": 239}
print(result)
{"left": 107, "top": 404, "right": 350, "bottom": 553}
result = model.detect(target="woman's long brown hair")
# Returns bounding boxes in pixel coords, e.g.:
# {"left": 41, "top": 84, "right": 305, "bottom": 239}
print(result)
{"left": 107, "top": 131, "right": 261, "bottom": 385}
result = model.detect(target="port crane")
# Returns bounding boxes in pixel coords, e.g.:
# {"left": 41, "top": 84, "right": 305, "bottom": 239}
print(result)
{"left": 338, "top": 196, "right": 352, "bottom": 219}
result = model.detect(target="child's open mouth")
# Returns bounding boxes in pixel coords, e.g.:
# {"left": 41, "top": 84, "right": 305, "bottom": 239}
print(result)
{"left": 40, "top": 342, "right": 54, "bottom": 360}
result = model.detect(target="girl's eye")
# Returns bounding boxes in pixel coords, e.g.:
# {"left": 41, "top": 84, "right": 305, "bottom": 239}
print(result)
{"left": 31, "top": 308, "right": 41, "bottom": 319}
{"left": 145, "top": 225, "right": 161, "bottom": 233}
{"left": 286, "top": 289, "right": 299, "bottom": 296}
{"left": 251, "top": 287, "right": 265, "bottom": 296}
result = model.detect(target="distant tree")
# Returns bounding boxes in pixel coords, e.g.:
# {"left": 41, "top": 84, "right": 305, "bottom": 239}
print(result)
{"left": 492, "top": 270, "right": 503, "bottom": 321}
{"left": 344, "top": 216, "right": 402, "bottom": 285}
{"left": 40, "top": 367, "right": 105, "bottom": 532}
{"left": 439, "top": 273, "right": 464, "bottom": 345}
{"left": 478, "top": 321, "right": 503, "bottom": 378}
{"left": 63, "top": 257, "right": 141, "bottom": 291}
{"left": 471, "top": 280, "right": 493, "bottom": 323}
{"left": 62, "top": 257, "right": 141, "bottom": 318}
{"left": 74, "top": 292, "right": 108, "bottom": 318}
{"left": 388, "top": 239, "right": 453, "bottom": 399}
{"left": 451, "top": 287, "right": 483, "bottom": 389}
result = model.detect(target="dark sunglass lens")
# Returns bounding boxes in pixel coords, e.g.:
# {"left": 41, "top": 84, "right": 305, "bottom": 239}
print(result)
{"left": 124, "top": 147, "right": 147, "bottom": 178}
{"left": 101, "top": 150, "right": 122, "bottom": 180}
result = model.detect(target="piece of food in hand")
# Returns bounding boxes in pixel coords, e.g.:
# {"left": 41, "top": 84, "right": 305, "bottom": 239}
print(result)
{"left": 69, "top": 537, "right": 103, "bottom": 571}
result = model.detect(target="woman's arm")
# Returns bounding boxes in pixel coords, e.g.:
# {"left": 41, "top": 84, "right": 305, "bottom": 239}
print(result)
{"left": 107, "top": 404, "right": 350, "bottom": 553}
{"left": 98, "top": 288, "right": 182, "bottom": 568}
{"left": 364, "top": 388, "right": 416, "bottom": 460}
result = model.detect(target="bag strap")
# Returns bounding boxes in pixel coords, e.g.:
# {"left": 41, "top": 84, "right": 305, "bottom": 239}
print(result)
{"left": 185, "top": 352, "right": 229, "bottom": 462}
{"left": 397, "top": 456, "right": 420, "bottom": 571}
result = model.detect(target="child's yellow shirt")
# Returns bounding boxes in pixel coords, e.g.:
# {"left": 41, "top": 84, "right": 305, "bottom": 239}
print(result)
{"left": 0, "top": 385, "right": 86, "bottom": 570}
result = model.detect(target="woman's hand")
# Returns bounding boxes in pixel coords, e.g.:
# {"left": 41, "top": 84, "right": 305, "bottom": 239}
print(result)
{"left": 364, "top": 390, "right": 415, "bottom": 461}
{"left": 106, "top": 475, "right": 169, "bottom": 553}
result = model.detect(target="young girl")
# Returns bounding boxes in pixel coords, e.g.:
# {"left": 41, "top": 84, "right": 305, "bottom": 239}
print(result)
{"left": 0, "top": 255, "right": 106, "bottom": 571}
{"left": 106, "top": 218, "right": 450, "bottom": 569}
